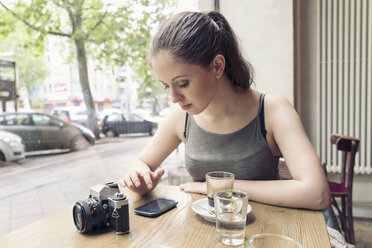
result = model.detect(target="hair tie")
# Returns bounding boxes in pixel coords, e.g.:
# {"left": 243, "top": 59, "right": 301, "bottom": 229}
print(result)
{"left": 207, "top": 12, "right": 221, "bottom": 31}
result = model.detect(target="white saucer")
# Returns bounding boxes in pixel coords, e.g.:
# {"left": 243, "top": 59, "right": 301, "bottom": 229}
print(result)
{"left": 191, "top": 198, "right": 252, "bottom": 223}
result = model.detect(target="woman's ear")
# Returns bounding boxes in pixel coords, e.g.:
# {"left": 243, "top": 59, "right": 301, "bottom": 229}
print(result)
{"left": 212, "top": 54, "right": 225, "bottom": 79}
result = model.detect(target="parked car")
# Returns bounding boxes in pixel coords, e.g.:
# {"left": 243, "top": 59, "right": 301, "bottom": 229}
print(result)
{"left": 50, "top": 106, "right": 89, "bottom": 126}
{"left": 0, "top": 112, "right": 95, "bottom": 152}
{"left": 100, "top": 113, "right": 158, "bottom": 137}
{"left": 0, "top": 130, "right": 25, "bottom": 162}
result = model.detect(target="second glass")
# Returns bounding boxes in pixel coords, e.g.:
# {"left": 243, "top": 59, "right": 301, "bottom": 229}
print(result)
{"left": 206, "top": 171, "right": 234, "bottom": 208}
{"left": 214, "top": 190, "right": 249, "bottom": 246}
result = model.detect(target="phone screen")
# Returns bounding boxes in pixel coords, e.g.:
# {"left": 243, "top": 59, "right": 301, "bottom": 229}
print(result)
{"left": 134, "top": 198, "right": 178, "bottom": 217}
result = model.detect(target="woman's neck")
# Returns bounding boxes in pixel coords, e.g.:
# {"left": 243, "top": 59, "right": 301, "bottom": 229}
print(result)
{"left": 198, "top": 76, "right": 256, "bottom": 121}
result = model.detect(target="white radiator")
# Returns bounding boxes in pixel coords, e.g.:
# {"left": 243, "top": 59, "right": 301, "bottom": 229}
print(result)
{"left": 317, "top": 0, "right": 372, "bottom": 174}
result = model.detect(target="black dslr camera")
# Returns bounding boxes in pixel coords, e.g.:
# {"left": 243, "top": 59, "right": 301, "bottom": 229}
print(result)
{"left": 73, "top": 182, "right": 129, "bottom": 234}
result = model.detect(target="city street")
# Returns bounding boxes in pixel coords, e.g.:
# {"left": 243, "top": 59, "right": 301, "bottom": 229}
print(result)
{"left": 0, "top": 136, "right": 183, "bottom": 236}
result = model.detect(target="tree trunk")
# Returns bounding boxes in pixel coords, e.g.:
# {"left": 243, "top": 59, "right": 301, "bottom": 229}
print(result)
{"left": 151, "top": 95, "right": 158, "bottom": 116}
{"left": 74, "top": 38, "right": 100, "bottom": 138}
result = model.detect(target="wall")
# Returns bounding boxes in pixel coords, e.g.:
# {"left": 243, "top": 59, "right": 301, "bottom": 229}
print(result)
{"left": 218, "top": 0, "right": 294, "bottom": 103}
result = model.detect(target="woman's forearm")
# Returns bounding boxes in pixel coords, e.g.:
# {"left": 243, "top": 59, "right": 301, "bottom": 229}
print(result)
{"left": 234, "top": 179, "right": 331, "bottom": 210}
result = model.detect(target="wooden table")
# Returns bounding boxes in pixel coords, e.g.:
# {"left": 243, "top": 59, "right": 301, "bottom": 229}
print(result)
{"left": 0, "top": 185, "right": 330, "bottom": 248}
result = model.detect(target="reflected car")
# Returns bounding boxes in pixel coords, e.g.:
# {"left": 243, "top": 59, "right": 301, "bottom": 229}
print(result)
{"left": 0, "top": 112, "right": 95, "bottom": 152}
{"left": 0, "top": 130, "right": 25, "bottom": 162}
{"left": 100, "top": 113, "right": 158, "bottom": 137}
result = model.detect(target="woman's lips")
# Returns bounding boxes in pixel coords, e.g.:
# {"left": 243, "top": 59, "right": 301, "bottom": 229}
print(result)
{"left": 181, "top": 104, "right": 191, "bottom": 110}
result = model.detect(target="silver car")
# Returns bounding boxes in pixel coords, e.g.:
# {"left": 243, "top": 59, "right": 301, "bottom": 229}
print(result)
{"left": 0, "top": 130, "right": 25, "bottom": 162}
{"left": 0, "top": 112, "right": 95, "bottom": 152}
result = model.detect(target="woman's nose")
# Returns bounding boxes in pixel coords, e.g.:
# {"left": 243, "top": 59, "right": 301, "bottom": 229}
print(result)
{"left": 170, "top": 88, "right": 183, "bottom": 103}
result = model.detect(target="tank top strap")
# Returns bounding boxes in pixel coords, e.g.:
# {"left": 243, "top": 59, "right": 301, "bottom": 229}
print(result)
{"left": 183, "top": 112, "right": 189, "bottom": 138}
{"left": 259, "top": 94, "right": 267, "bottom": 140}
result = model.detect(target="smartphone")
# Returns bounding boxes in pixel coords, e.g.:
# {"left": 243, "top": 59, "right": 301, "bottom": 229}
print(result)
{"left": 134, "top": 198, "right": 178, "bottom": 217}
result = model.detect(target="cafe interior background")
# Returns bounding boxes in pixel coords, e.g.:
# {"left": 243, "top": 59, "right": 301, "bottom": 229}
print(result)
{"left": 195, "top": 0, "right": 372, "bottom": 219}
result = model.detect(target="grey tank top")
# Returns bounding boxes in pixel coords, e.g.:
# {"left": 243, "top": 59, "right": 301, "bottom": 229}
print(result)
{"left": 184, "top": 95, "right": 280, "bottom": 182}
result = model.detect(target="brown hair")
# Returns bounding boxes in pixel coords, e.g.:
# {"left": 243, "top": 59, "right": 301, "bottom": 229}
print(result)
{"left": 150, "top": 11, "right": 254, "bottom": 91}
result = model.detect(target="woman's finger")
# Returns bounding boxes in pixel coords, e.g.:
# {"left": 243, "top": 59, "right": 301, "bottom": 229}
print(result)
{"left": 124, "top": 174, "right": 135, "bottom": 188}
{"left": 150, "top": 169, "right": 164, "bottom": 185}
{"left": 118, "top": 178, "right": 126, "bottom": 188}
{"left": 129, "top": 170, "right": 142, "bottom": 188}
{"left": 154, "top": 169, "right": 165, "bottom": 180}
{"left": 141, "top": 171, "right": 154, "bottom": 190}
{"left": 180, "top": 182, "right": 207, "bottom": 194}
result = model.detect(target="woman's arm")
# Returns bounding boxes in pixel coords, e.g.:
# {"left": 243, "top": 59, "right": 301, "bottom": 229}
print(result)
{"left": 262, "top": 95, "right": 331, "bottom": 209}
{"left": 119, "top": 107, "right": 185, "bottom": 195}
{"left": 181, "top": 95, "right": 331, "bottom": 210}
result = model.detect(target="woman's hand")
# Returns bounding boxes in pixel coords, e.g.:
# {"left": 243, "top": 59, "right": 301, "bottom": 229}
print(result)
{"left": 180, "top": 182, "right": 207, "bottom": 195}
{"left": 119, "top": 160, "right": 164, "bottom": 195}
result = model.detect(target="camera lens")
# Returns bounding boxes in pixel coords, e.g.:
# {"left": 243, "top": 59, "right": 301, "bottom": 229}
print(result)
{"left": 73, "top": 198, "right": 105, "bottom": 233}
{"left": 73, "top": 204, "right": 85, "bottom": 231}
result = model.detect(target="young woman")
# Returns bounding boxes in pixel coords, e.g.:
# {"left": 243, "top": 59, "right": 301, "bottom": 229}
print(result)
{"left": 119, "top": 11, "right": 331, "bottom": 210}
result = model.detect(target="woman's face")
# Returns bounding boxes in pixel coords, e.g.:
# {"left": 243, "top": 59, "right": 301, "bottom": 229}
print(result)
{"left": 151, "top": 50, "right": 218, "bottom": 115}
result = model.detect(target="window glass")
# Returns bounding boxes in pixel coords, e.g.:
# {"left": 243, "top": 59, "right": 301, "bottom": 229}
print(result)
{"left": 32, "top": 114, "right": 50, "bottom": 126}
{"left": 107, "top": 113, "right": 123, "bottom": 122}
{"left": 0, "top": 0, "right": 182, "bottom": 237}
{"left": 3, "top": 113, "right": 30, "bottom": 125}
{"left": 49, "top": 117, "right": 62, "bottom": 126}
{"left": 126, "top": 114, "right": 143, "bottom": 122}
{"left": 2, "top": 114, "right": 17, "bottom": 125}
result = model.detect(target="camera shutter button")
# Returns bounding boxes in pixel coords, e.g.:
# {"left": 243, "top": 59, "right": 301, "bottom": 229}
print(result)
{"left": 112, "top": 192, "right": 126, "bottom": 200}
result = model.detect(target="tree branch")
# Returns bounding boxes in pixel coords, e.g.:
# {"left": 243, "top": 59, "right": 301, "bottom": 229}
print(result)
{"left": 84, "top": 10, "right": 108, "bottom": 40}
{"left": 0, "top": 1, "right": 72, "bottom": 38}
{"left": 61, "top": 0, "right": 76, "bottom": 33}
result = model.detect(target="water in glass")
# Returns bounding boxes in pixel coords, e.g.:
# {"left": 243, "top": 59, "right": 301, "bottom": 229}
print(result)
{"left": 216, "top": 212, "right": 246, "bottom": 246}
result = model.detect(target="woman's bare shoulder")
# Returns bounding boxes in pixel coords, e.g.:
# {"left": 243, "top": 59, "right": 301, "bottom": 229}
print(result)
{"left": 263, "top": 94, "right": 298, "bottom": 133}
{"left": 264, "top": 94, "right": 294, "bottom": 114}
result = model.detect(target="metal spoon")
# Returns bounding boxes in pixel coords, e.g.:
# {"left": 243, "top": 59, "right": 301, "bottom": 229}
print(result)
{"left": 188, "top": 202, "right": 215, "bottom": 216}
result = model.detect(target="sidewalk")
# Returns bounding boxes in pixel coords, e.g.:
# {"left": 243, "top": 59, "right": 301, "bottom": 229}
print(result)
{"left": 0, "top": 138, "right": 185, "bottom": 237}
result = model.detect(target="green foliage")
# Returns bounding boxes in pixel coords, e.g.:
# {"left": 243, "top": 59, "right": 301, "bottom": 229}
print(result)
{"left": 17, "top": 52, "right": 50, "bottom": 93}
{"left": 86, "top": 0, "right": 176, "bottom": 99}
{"left": 30, "top": 98, "right": 43, "bottom": 109}
{"left": 0, "top": 0, "right": 176, "bottom": 108}
{"left": 124, "top": 0, "right": 176, "bottom": 108}
{"left": 0, "top": 15, "right": 49, "bottom": 93}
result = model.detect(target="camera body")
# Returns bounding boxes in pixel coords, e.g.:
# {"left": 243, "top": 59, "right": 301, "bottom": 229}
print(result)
{"left": 73, "top": 182, "right": 129, "bottom": 234}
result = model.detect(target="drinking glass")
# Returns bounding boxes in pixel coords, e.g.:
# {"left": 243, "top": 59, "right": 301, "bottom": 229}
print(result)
{"left": 206, "top": 171, "right": 234, "bottom": 208}
{"left": 214, "top": 190, "right": 249, "bottom": 246}
{"left": 246, "top": 233, "right": 303, "bottom": 248}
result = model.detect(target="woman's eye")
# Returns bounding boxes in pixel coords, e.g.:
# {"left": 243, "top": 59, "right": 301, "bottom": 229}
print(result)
{"left": 179, "top": 81, "right": 189, "bottom": 88}
{"left": 163, "top": 85, "right": 169, "bottom": 90}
